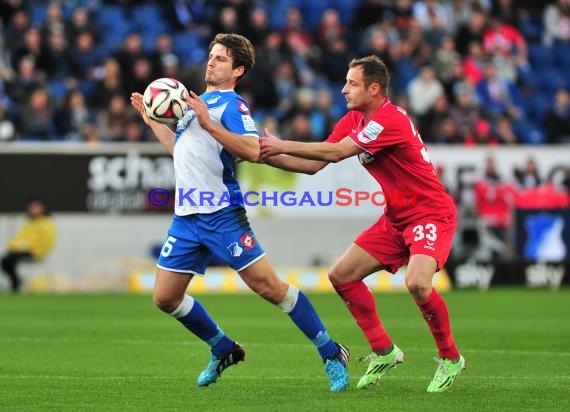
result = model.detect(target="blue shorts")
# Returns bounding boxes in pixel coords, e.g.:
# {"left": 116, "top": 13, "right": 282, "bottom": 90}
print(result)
{"left": 156, "top": 206, "right": 265, "bottom": 275}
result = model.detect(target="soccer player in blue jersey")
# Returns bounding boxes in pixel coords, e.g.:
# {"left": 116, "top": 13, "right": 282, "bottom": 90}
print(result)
{"left": 130, "top": 33, "right": 349, "bottom": 392}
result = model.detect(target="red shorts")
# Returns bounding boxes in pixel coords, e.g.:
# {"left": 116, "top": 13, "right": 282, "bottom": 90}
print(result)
{"left": 354, "top": 215, "right": 457, "bottom": 274}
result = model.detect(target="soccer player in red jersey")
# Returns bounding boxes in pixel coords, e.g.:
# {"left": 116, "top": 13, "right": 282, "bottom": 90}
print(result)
{"left": 260, "top": 55, "right": 465, "bottom": 392}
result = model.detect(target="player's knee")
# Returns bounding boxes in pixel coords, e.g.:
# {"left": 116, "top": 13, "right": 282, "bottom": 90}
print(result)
{"left": 405, "top": 276, "right": 431, "bottom": 300}
{"left": 328, "top": 265, "right": 352, "bottom": 285}
{"left": 153, "top": 294, "right": 178, "bottom": 313}
{"left": 253, "top": 278, "right": 287, "bottom": 304}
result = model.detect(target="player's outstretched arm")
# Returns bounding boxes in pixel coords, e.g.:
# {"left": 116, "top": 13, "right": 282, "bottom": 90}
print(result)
{"left": 260, "top": 129, "right": 362, "bottom": 163}
{"left": 259, "top": 130, "right": 328, "bottom": 174}
{"left": 130, "top": 92, "right": 176, "bottom": 156}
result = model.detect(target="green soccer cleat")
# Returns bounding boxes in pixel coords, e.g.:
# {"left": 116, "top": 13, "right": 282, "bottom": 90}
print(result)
{"left": 427, "top": 355, "right": 466, "bottom": 393}
{"left": 357, "top": 345, "right": 404, "bottom": 389}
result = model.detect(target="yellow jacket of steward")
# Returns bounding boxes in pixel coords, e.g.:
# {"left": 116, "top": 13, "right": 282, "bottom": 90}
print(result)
{"left": 8, "top": 216, "right": 56, "bottom": 260}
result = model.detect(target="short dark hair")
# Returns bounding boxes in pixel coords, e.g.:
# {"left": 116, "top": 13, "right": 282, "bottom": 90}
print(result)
{"left": 349, "top": 55, "right": 390, "bottom": 96}
{"left": 209, "top": 33, "right": 255, "bottom": 82}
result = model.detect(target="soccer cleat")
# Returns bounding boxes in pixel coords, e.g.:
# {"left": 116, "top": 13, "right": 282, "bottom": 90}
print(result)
{"left": 324, "top": 343, "right": 350, "bottom": 392}
{"left": 357, "top": 344, "right": 404, "bottom": 389}
{"left": 427, "top": 355, "right": 466, "bottom": 393}
{"left": 196, "top": 342, "right": 245, "bottom": 387}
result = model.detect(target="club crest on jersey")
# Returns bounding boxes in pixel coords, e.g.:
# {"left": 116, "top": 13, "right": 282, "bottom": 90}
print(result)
{"left": 358, "top": 121, "right": 384, "bottom": 143}
{"left": 207, "top": 95, "right": 221, "bottom": 105}
{"left": 227, "top": 242, "right": 243, "bottom": 257}
{"left": 238, "top": 101, "right": 250, "bottom": 114}
{"left": 240, "top": 232, "right": 256, "bottom": 250}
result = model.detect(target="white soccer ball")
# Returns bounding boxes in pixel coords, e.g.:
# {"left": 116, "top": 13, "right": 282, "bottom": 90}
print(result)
{"left": 143, "top": 78, "right": 189, "bottom": 124}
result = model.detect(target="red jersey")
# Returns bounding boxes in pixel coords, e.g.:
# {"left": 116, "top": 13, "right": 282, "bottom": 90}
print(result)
{"left": 326, "top": 98, "right": 455, "bottom": 226}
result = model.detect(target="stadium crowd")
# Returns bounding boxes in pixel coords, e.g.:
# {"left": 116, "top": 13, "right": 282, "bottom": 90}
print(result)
{"left": 0, "top": 0, "right": 569, "bottom": 145}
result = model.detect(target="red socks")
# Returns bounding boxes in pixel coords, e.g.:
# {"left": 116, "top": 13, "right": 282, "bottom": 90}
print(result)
{"left": 416, "top": 288, "right": 459, "bottom": 360}
{"left": 333, "top": 280, "right": 393, "bottom": 353}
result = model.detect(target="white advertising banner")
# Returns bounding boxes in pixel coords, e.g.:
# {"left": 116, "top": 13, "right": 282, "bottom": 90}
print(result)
{"left": 237, "top": 146, "right": 570, "bottom": 218}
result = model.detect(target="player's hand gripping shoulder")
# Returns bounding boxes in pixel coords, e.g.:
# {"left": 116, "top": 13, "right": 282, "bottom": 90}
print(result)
{"left": 259, "top": 128, "right": 286, "bottom": 160}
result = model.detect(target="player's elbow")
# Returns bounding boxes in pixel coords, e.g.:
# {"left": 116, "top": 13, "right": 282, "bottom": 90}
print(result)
{"left": 242, "top": 147, "right": 260, "bottom": 163}
{"left": 326, "top": 150, "right": 346, "bottom": 163}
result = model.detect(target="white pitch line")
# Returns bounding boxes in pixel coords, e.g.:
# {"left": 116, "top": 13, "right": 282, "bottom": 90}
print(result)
{"left": 1, "top": 336, "right": 569, "bottom": 357}
{"left": 0, "top": 375, "right": 569, "bottom": 381}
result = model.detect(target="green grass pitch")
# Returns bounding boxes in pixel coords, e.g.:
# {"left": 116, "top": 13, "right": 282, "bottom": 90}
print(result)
{"left": 1, "top": 289, "right": 569, "bottom": 411}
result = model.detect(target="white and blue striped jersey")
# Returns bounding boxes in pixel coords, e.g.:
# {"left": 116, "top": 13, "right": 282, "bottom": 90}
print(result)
{"left": 172, "top": 89, "right": 258, "bottom": 216}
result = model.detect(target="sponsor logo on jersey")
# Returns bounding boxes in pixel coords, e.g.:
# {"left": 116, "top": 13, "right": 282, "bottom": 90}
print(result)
{"left": 238, "top": 101, "right": 250, "bottom": 114}
{"left": 240, "top": 232, "right": 256, "bottom": 250}
{"left": 357, "top": 121, "right": 384, "bottom": 143}
{"left": 358, "top": 152, "right": 375, "bottom": 164}
{"left": 207, "top": 95, "right": 222, "bottom": 105}
{"left": 227, "top": 241, "right": 243, "bottom": 257}
{"left": 241, "top": 115, "right": 257, "bottom": 132}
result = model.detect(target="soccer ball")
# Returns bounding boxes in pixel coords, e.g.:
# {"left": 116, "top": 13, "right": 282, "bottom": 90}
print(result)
{"left": 143, "top": 78, "right": 189, "bottom": 124}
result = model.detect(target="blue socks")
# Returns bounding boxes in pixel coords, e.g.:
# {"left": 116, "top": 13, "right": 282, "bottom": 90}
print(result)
{"left": 278, "top": 285, "right": 339, "bottom": 361}
{"left": 170, "top": 295, "right": 234, "bottom": 357}
{"left": 170, "top": 288, "right": 339, "bottom": 362}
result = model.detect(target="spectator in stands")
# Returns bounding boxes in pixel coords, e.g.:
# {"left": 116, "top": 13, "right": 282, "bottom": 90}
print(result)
{"left": 96, "top": 93, "right": 131, "bottom": 141}
{"left": 433, "top": 116, "right": 463, "bottom": 144}
{"left": 5, "top": 56, "right": 44, "bottom": 112}
{"left": 3, "top": 8, "right": 31, "bottom": 52}
{"left": 125, "top": 57, "right": 155, "bottom": 97}
{"left": 43, "top": 30, "right": 78, "bottom": 81}
{"left": 475, "top": 62, "right": 524, "bottom": 120}
{"left": 242, "top": 6, "right": 270, "bottom": 47}
{"left": 462, "top": 40, "right": 486, "bottom": 86}
{"left": 282, "top": 113, "right": 316, "bottom": 143}
{"left": 113, "top": 32, "right": 148, "bottom": 79}
{"left": 149, "top": 33, "right": 179, "bottom": 78}
{"left": 66, "top": 6, "right": 101, "bottom": 46}
{"left": 1, "top": 198, "right": 56, "bottom": 293}
{"left": 40, "top": 2, "right": 66, "bottom": 41}
{"left": 412, "top": 0, "right": 450, "bottom": 46}
{"left": 465, "top": 118, "right": 499, "bottom": 145}
{"left": 316, "top": 8, "right": 347, "bottom": 52}
{"left": 123, "top": 116, "right": 147, "bottom": 142}
{"left": 483, "top": 156, "right": 502, "bottom": 184}
{"left": 491, "top": 0, "right": 519, "bottom": 27}
{"left": 11, "top": 27, "right": 48, "bottom": 76}
{"left": 19, "top": 87, "right": 56, "bottom": 141}
{"left": 433, "top": 36, "right": 461, "bottom": 86}
{"left": 54, "top": 89, "right": 91, "bottom": 141}
{"left": 421, "top": 94, "right": 450, "bottom": 142}
{"left": 450, "top": 88, "right": 480, "bottom": 139}
{"left": 543, "top": 0, "right": 570, "bottom": 45}
{"left": 495, "top": 113, "right": 519, "bottom": 144}
{"left": 543, "top": 88, "right": 570, "bottom": 143}
{"left": 455, "top": 8, "right": 487, "bottom": 55}
{"left": 310, "top": 88, "right": 339, "bottom": 138}
{"left": 69, "top": 31, "right": 103, "bottom": 80}
{"left": 358, "top": 26, "right": 397, "bottom": 75}
{"left": 514, "top": 158, "right": 542, "bottom": 188}
{"left": 273, "top": 59, "right": 300, "bottom": 119}
{"left": 407, "top": 66, "right": 444, "bottom": 117}
{"left": 91, "top": 57, "right": 124, "bottom": 109}
{"left": 483, "top": 16, "right": 528, "bottom": 81}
